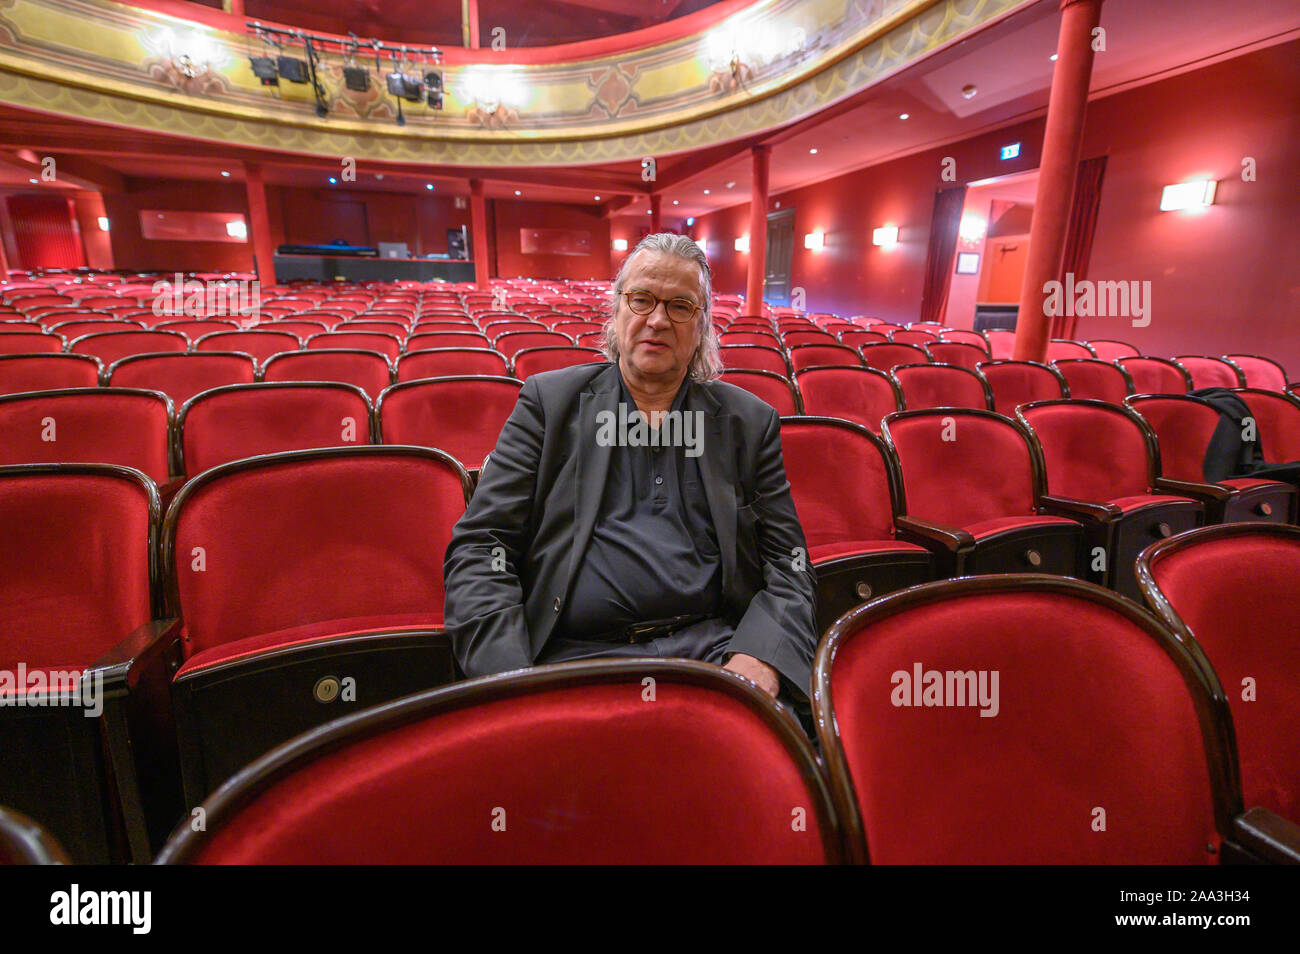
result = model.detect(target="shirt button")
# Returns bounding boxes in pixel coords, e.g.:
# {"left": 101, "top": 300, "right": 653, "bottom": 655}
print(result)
{"left": 655, "top": 476, "right": 664, "bottom": 485}
{"left": 553, "top": 597, "right": 561, "bottom": 613}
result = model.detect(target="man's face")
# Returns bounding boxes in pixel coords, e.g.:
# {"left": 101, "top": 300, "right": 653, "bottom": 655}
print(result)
{"left": 614, "top": 249, "right": 704, "bottom": 385}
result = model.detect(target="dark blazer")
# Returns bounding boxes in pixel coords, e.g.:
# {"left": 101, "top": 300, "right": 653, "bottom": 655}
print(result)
{"left": 443, "top": 361, "right": 818, "bottom": 694}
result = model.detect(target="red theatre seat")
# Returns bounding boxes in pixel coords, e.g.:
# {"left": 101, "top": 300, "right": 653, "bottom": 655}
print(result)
{"left": 1087, "top": 339, "right": 1141, "bottom": 361}
{"left": 720, "top": 344, "right": 789, "bottom": 377}
{"left": 397, "top": 348, "right": 509, "bottom": 380}
{"left": 938, "top": 329, "right": 991, "bottom": 354}
{"left": 1230, "top": 388, "right": 1300, "bottom": 466}
{"left": 493, "top": 331, "right": 573, "bottom": 359}
{"left": 375, "top": 375, "right": 523, "bottom": 475}
{"left": 1225, "top": 355, "right": 1288, "bottom": 392}
{"left": 1138, "top": 523, "right": 1300, "bottom": 830}
{"left": 718, "top": 369, "right": 800, "bottom": 416}
{"left": 0, "top": 807, "right": 69, "bottom": 865}
{"left": 882, "top": 408, "right": 1084, "bottom": 578}
{"left": 891, "top": 363, "right": 992, "bottom": 411}
{"left": 511, "top": 346, "right": 605, "bottom": 380}
{"left": 1052, "top": 358, "right": 1134, "bottom": 403}
{"left": 795, "top": 366, "right": 902, "bottom": 434}
{"left": 859, "top": 342, "right": 928, "bottom": 374}
{"left": 813, "top": 574, "right": 1285, "bottom": 863}
{"left": 307, "top": 332, "right": 402, "bottom": 362}
{"left": 978, "top": 360, "right": 1069, "bottom": 416}
{"left": 107, "top": 352, "right": 257, "bottom": 408}
{"left": 0, "top": 353, "right": 101, "bottom": 394}
{"left": 923, "top": 340, "right": 987, "bottom": 372}
{"left": 69, "top": 330, "right": 189, "bottom": 366}
{"left": 1175, "top": 356, "right": 1246, "bottom": 390}
{"left": 162, "top": 446, "right": 472, "bottom": 803}
{"left": 1119, "top": 356, "right": 1193, "bottom": 395}
{"left": 788, "top": 343, "right": 862, "bottom": 372}
{"left": 260, "top": 349, "right": 395, "bottom": 402}
{"left": 0, "top": 464, "right": 179, "bottom": 864}
{"left": 837, "top": 329, "right": 889, "bottom": 350}
{"left": 780, "top": 417, "right": 932, "bottom": 631}
{"left": 0, "top": 388, "right": 173, "bottom": 484}
{"left": 1045, "top": 339, "right": 1096, "bottom": 361}
{"left": 177, "top": 382, "right": 373, "bottom": 476}
{"left": 196, "top": 330, "right": 302, "bottom": 364}
{"left": 1017, "top": 400, "right": 1204, "bottom": 600}
{"left": 155, "top": 659, "right": 840, "bottom": 864}
{"left": 1126, "top": 394, "right": 1297, "bottom": 524}
{"left": 407, "top": 331, "right": 491, "bottom": 351}
{"left": 0, "top": 332, "right": 63, "bottom": 355}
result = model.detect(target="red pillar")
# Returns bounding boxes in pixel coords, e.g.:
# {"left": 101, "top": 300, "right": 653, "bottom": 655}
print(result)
{"left": 650, "top": 194, "right": 662, "bottom": 233}
{"left": 224, "top": 0, "right": 244, "bottom": 17}
{"left": 744, "top": 144, "right": 770, "bottom": 316}
{"left": 467, "top": 0, "right": 480, "bottom": 47}
{"left": 243, "top": 163, "right": 276, "bottom": 288}
{"left": 470, "top": 178, "right": 490, "bottom": 289}
{"left": 1014, "top": 0, "right": 1104, "bottom": 361}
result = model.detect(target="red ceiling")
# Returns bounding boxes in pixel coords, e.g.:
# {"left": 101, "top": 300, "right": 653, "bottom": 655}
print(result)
{"left": 194, "top": 0, "right": 727, "bottom": 48}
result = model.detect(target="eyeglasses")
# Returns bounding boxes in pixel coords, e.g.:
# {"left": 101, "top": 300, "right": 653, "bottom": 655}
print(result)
{"left": 622, "top": 289, "right": 701, "bottom": 323}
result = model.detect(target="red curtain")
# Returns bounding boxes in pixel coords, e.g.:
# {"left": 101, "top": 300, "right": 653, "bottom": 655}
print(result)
{"left": 1053, "top": 155, "right": 1108, "bottom": 338}
{"left": 6, "top": 195, "right": 85, "bottom": 270}
{"left": 919, "top": 186, "right": 966, "bottom": 324}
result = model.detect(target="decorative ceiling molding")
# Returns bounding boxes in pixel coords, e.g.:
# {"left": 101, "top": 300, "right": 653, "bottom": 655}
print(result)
{"left": 0, "top": 0, "right": 1032, "bottom": 165}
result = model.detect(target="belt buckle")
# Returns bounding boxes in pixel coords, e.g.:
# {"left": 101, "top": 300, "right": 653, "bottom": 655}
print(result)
{"left": 625, "top": 621, "right": 661, "bottom": 644}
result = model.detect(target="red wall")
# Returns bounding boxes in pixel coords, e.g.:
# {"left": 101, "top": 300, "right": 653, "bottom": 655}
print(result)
{"left": 5, "top": 194, "right": 86, "bottom": 270}
{"left": 104, "top": 180, "right": 253, "bottom": 273}
{"left": 493, "top": 201, "right": 611, "bottom": 280}
{"left": 692, "top": 40, "right": 1300, "bottom": 370}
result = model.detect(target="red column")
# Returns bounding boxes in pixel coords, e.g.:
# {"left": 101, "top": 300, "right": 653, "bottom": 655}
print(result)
{"left": 650, "top": 194, "right": 662, "bottom": 233}
{"left": 470, "top": 178, "right": 490, "bottom": 289}
{"left": 1014, "top": 0, "right": 1105, "bottom": 361}
{"left": 243, "top": 162, "right": 276, "bottom": 288}
{"left": 744, "top": 144, "right": 770, "bottom": 316}
{"left": 467, "top": 0, "right": 480, "bottom": 48}
{"left": 224, "top": 0, "right": 244, "bottom": 17}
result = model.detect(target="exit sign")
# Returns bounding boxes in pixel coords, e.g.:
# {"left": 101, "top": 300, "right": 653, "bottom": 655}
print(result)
{"left": 1001, "top": 142, "right": 1022, "bottom": 160}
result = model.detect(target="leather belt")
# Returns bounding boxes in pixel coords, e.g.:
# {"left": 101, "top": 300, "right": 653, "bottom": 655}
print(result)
{"left": 592, "top": 614, "right": 711, "bottom": 644}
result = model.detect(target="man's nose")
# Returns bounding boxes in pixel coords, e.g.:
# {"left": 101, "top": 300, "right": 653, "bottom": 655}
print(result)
{"left": 645, "top": 301, "right": 672, "bottom": 328}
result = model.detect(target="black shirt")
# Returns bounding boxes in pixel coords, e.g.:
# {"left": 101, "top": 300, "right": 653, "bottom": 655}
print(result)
{"left": 557, "top": 371, "right": 722, "bottom": 639}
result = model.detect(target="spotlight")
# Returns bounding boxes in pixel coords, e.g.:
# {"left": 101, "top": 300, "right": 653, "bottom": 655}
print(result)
{"left": 249, "top": 56, "right": 278, "bottom": 86}
{"left": 424, "top": 71, "right": 443, "bottom": 93}
{"left": 277, "top": 56, "right": 310, "bottom": 84}
{"left": 386, "top": 72, "right": 423, "bottom": 102}
{"left": 343, "top": 66, "right": 370, "bottom": 92}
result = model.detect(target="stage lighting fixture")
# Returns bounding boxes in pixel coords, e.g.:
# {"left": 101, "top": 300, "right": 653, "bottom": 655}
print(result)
{"left": 277, "top": 56, "right": 310, "bottom": 83}
{"left": 249, "top": 56, "right": 278, "bottom": 85}
{"left": 386, "top": 72, "right": 423, "bottom": 101}
{"left": 343, "top": 66, "right": 370, "bottom": 92}
{"left": 424, "top": 71, "right": 443, "bottom": 92}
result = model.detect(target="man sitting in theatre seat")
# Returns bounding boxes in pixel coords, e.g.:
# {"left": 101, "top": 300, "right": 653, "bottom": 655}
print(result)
{"left": 443, "top": 232, "right": 818, "bottom": 706}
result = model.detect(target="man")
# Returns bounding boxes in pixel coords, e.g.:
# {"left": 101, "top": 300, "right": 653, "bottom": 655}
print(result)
{"left": 443, "top": 232, "right": 817, "bottom": 702}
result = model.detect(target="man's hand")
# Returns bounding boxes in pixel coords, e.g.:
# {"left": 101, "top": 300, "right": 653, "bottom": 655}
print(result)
{"left": 724, "top": 653, "right": 781, "bottom": 698}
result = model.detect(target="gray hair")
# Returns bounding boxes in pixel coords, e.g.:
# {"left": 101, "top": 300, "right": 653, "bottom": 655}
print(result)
{"left": 603, "top": 232, "right": 722, "bottom": 382}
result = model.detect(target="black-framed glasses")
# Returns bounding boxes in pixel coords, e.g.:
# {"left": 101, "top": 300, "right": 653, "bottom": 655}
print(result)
{"left": 622, "top": 289, "right": 701, "bottom": 323}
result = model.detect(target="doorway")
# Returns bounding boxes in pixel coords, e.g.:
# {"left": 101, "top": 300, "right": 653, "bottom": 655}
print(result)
{"left": 945, "top": 169, "right": 1038, "bottom": 330}
{"left": 764, "top": 208, "right": 794, "bottom": 306}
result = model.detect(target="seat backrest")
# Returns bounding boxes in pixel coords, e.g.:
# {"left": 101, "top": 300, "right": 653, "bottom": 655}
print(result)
{"left": 1138, "top": 524, "right": 1300, "bottom": 823}
{"left": 493, "top": 331, "right": 572, "bottom": 359}
{"left": 397, "top": 349, "right": 509, "bottom": 380}
{"left": 306, "top": 332, "right": 401, "bottom": 361}
{"left": 1045, "top": 339, "right": 1095, "bottom": 361}
{"left": 815, "top": 576, "right": 1230, "bottom": 863}
{"left": 1087, "top": 339, "right": 1140, "bottom": 361}
{"left": 782, "top": 330, "right": 836, "bottom": 348}
{"left": 407, "top": 331, "right": 491, "bottom": 351}
{"left": 837, "top": 329, "right": 888, "bottom": 349}
{"left": 882, "top": 410, "right": 1040, "bottom": 525}
{"left": 1176, "top": 356, "right": 1245, "bottom": 390}
{"left": 1018, "top": 400, "right": 1154, "bottom": 501}
{"left": 195, "top": 330, "right": 302, "bottom": 364}
{"left": 0, "top": 389, "right": 172, "bottom": 484}
{"left": 1225, "top": 355, "right": 1287, "bottom": 391}
{"left": 859, "top": 342, "right": 928, "bottom": 374}
{"left": 511, "top": 347, "right": 605, "bottom": 380}
{"left": 985, "top": 329, "right": 1016, "bottom": 359}
{"left": 978, "top": 360, "right": 1068, "bottom": 415}
{"left": 0, "top": 464, "right": 157, "bottom": 671}
{"left": 262, "top": 320, "right": 330, "bottom": 338}
{"left": 69, "top": 330, "right": 189, "bottom": 365}
{"left": 788, "top": 343, "right": 862, "bottom": 371}
{"left": 178, "top": 382, "right": 373, "bottom": 476}
{"left": 888, "top": 329, "right": 938, "bottom": 347}
{"left": 1124, "top": 394, "right": 1220, "bottom": 483}
{"left": 938, "top": 329, "right": 990, "bottom": 354}
{"left": 795, "top": 366, "right": 900, "bottom": 434}
{"left": 260, "top": 349, "right": 394, "bottom": 402}
{"left": 923, "top": 341, "right": 986, "bottom": 372}
{"left": 1231, "top": 388, "right": 1300, "bottom": 462}
{"left": 1119, "top": 356, "right": 1191, "bottom": 394}
{"left": 150, "top": 320, "right": 238, "bottom": 341}
{"left": 718, "top": 370, "right": 799, "bottom": 416}
{"left": 155, "top": 659, "right": 838, "bottom": 864}
{"left": 891, "top": 363, "right": 991, "bottom": 411}
{"left": 376, "top": 376, "right": 523, "bottom": 472}
{"left": 1053, "top": 358, "right": 1133, "bottom": 403}
{"left": 48, "top": 320, "right": 143, "bottom": 339}
{"left": 0, "top": 332, "right": 63, "bottom": 355}
{"left": 0, "top": 353, "right": 101, "bottom": 395}
{"left": 337, "top": 321, "right": 409, "bottom": 338}
{"left": 108, "top": 352, "right": 257, "bottom": 407}
{"left": 719, "top": 331, "right": 779, "bottom": 348}
{"left": 163, "top": 447, "right": 469, "bottom": 657}
{"left": 719, "top": 344, "right": 788, "bottom": 376}
{"left": 780, "top": 417, "right": 899, "bottom": 544}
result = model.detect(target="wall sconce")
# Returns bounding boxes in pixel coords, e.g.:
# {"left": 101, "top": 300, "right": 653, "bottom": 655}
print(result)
{"left": 958, "top": 214, "right": 987, "bottom": 243}
{"left": 1160, "top": 179, "right": 1217, "bottom": 212}
{"left": 612, "top": 238, "right": 628, "bottom": 251}
{"left": 460, "top": 67, "right": 528, "bottom": 128}
{"left": 225, "top": 219, "right": 249, "bottom": 240}
{"left": 735, "top": 235, "right": 749, "bottom": 253}
{"left": 705, "top": 19, "right": 806, "bottom": 94}
{"left": 97, "top": 217, "right": 110, "bottom": 232}
{"left": 142, "top": 27, "right": 227, "bottom": 94}
{"left": 804, "top": 230, "right": 824, "bottom": 252}
{"left": 872, "top": 226, "right": 898, "bottom": 247}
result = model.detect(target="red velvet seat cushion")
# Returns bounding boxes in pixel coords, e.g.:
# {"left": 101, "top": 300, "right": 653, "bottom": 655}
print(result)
{"left": 1220, "top": 476, "right": 1290, "bottom": 491}
{"left": 963, "top": 514, "right": 1078, "bottom": 539}
{"left": 1106, "top": 493, "right": 1197, "bottom": 513}
{"left": 829, "top": 590, "right": 1219, "bottom": 863}
{"left": 174, "top": 614, "right": 443, "bottom": 678}
{"left": 809, "top": 539, "right": 927, "bottom": 562}
{"left": 189, "top": 680, "right": 832, "bottom": 864}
